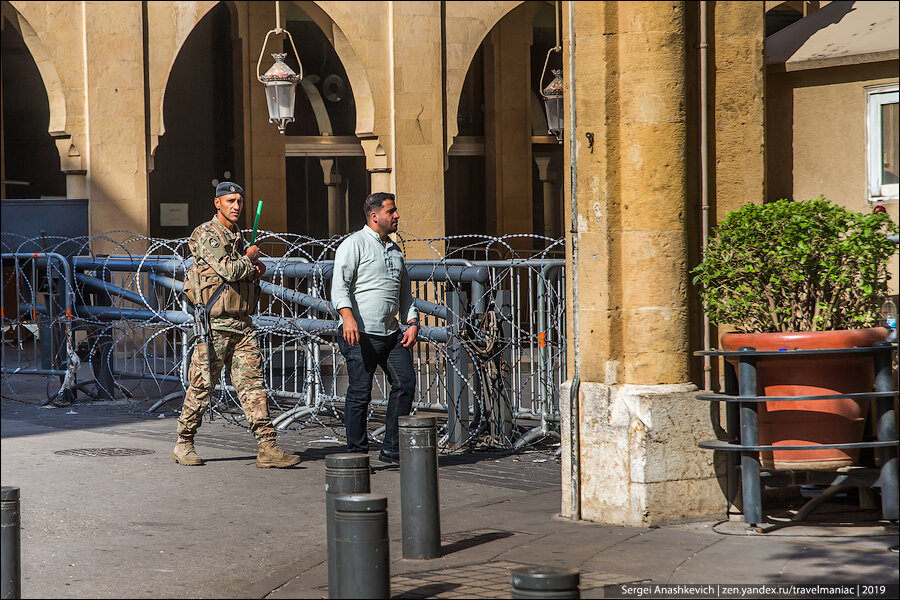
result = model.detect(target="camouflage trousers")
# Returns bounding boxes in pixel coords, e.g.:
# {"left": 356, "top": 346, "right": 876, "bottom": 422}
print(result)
{"left": 177, "top": 326, "right": 275, "bottom": 442}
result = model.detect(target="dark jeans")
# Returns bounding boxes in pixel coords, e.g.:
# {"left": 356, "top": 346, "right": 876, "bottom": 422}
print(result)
{"left": 338, "top": 327, "right": 416, "bottom": 453}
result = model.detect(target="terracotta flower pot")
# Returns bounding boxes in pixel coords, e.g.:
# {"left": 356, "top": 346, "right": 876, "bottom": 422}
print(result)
{"left": 721, "top": 328, "right": 888, "bottom": 471}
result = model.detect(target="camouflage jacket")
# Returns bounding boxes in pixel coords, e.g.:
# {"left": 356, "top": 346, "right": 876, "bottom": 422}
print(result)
{"left": 184, "top": 215, "right": 259, "bottom": 333}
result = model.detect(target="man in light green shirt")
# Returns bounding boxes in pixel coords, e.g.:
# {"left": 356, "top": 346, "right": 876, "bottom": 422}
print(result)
{"left": 331, "top": 192, "right": 419, "bottom": 463}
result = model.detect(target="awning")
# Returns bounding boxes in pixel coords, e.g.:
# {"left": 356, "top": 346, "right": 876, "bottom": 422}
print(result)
{"left": 766, "top": 1, "right": 899, "bottom": 72}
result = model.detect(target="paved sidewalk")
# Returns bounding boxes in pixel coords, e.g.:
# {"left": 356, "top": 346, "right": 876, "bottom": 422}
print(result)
{"left": 1, "top": 386, "right": 898, "bottom": 599}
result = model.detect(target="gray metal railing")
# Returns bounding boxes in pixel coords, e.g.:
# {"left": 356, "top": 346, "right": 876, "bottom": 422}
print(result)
{"left": 1, "top": 232, "right": 566, "bottom": 451}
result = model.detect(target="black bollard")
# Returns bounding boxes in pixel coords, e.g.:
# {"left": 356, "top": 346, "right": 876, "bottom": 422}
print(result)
{"left": 333, "top": 493, "right": 390, "bottom": 599}
{"left": 399, "top": 415, "right": 441, "bottom": 559}
{"left": 1, "top": 487, "right": 21, "bottom": 600}
{"left": 326, "top": 454, "right": 370, "bottom": 599}
{"left": 510, "top": 566, "right": 580, "bottom": 599}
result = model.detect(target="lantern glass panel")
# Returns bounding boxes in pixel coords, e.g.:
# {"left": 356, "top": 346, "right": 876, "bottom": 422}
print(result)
{"left": 266, "top": 81, "right": 296, "bottom": 122}
{"left": 544, "top": 96, "right": 563, "bottom": 136}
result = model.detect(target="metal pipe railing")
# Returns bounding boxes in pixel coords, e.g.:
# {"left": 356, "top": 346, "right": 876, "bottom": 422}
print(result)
{"left": 2, "top": 243, "right": 566, "bottom": 451}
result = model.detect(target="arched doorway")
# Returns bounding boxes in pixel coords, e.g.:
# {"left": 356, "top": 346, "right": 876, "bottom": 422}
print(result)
{"left": 445, "top": 1, "right": 563, "bottom": 252}
{"left": 0, "top": 5, "right": 65, "bottom": 200}
{"left": 148, "top": 2, "right": 239, "bottom": 239}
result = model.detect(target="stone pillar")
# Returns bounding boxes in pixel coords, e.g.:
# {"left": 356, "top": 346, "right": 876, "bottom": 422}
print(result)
{"left": 534, "top": 154, "right": 557, "bottom": 238}
{"left": 81, "top": 1, "right": 150, "bottom": 251}
{"left": 53, "top": 135, "right": 87, "bottom": 199}
{"left": 362, "top": 138, "right": 392, "bottom": 194}
{"left": 389, "top": 1, "right": 446, "bottom": 247}
{"left": 561, "top": 1, "right": 723, "bottom": 527}
{"left": 321, "top": 159, "right": 345, "bottom": 237}
{"left": 484, "top": 8, "right": 532, "bottom": 238}
{"left": 246, "top": 1, "right": 288, "bottom": 234}
{"left": 713, "top": 1, "right": 766, "bottom": 219}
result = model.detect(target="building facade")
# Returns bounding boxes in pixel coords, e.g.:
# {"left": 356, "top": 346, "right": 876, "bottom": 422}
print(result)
{"left": 2, "top": 1, "right": 800, "bottom": 526}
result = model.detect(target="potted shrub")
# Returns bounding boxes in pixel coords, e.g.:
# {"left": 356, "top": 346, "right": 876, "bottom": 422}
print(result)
{"left": 693, "top": 196, "right": 898, "bottom": 470}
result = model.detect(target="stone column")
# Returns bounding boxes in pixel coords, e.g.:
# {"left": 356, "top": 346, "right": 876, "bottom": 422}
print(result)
{"left": 246, "top": 1, "right": 288, "bottom": 234}
{"left": 55, "top": 135, "right": 87, "bottom": 199}
{"left": 534, "top": 154, "right": 557, "bottom": 238}
{"left": 320, "top": 159, "right": 345, "bottom": 237}
{"left": 713, "top": 1, "right": 766, "bottom": 220}
{"left": 362, "top": 137, "right": 392, "bottom": 194}
{"left": 389, "top": 1, "right": 446, "bottom": 248}
{"left": 81, "top": 1, "right": 150, "bottom": 251}
{"left": 561, "top": 1, "right": 724, "bottom": 527}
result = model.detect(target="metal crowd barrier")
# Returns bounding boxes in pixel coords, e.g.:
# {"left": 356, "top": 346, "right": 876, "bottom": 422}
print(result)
{"left": 1, "top": 232, "right": 566, "bottom": 451}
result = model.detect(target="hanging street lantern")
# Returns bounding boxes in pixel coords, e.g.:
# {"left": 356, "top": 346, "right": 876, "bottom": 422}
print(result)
{"left": 260, "top": 53, "right": 300, "bottom": 133}
{"left": 256, "top": 2, "right": 303, "bottom": 134}
{"left": 542, "top": 68, "right": 564, "bottom": 143}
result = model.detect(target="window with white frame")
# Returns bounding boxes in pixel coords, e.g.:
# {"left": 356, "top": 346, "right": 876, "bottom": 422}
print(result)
{"left": 867, "top": 85, "right": 899, "bottom": 202}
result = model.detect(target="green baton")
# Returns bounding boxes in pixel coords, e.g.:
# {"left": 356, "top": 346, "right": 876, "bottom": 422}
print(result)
{"left": 250, "top": 200, "right": 263, "bottom": 245}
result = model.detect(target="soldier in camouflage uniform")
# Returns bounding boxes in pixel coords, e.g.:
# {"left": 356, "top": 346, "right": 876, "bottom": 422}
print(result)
{"left": 174, "top": 181, "right": 300, "bottom": 468}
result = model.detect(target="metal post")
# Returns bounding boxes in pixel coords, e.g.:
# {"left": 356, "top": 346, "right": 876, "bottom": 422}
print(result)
{"left": 873, "top": 342, "right": 898, "bottom": 521}
{"left": 472, "top": 279, "right": 486, "bottom": 315}
{"left": 1, "top": 486, "right": 21, "bottom": 600}
{"left": 333, "top": 493, "right": 390, "bottom": 600}
{"left": 44, "top": 257, "right": 75, "bottom": 404}
{"left": 738, "top": 348, "right": 761, "bottom": 527}
{"left": 445, "top": 291, "right": 468, "bottom": 447}
{"left": 724, "top": 359, "right": 741, "bottom": 518}
{"left": 510, "top": 566, "right": 580, "bottom": 599}
{"left": 537, "top": 275, "right": 547, "bottom": 428}
{"left": 326, "top": 453, "right": 370, "bottom": 600}
{"left": 399, "top": 415, "right": 440, "bottom": 559}
{"left": 496, "top": 289, "right": 513, "bottom": 439}
{"left": 93, "top": 265, "right": 115, "bottom": 400}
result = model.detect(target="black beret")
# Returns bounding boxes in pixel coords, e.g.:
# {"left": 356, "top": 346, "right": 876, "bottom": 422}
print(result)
{"left": 215, "top": 181, "right": 244, "bottom": 198}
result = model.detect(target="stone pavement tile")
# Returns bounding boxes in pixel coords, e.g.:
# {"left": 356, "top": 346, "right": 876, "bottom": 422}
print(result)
{"left": 390, "top": 560, "right": 642, "bottom": 599}
{"left": 662, "top": 534, "right": 899, "bottom": 585}
{"left": 576, "top": 525, "right": 727, "bottom": 582}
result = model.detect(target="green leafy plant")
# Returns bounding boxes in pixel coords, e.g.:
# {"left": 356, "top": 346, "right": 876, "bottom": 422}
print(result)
{"left": 692, "top": 197, "right": 898, "bottom": 333}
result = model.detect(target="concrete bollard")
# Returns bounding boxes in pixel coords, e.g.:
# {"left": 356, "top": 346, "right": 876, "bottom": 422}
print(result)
{"left": 1, "top": 487, "right": 21, "bottom": 600}
{"left": 510, "top": 566, "right": 580, "bottom": 599}
{"left": 326, "top": 454, "right": 370, "bottom": 599}
{"left": 399, "top": 415, "right": 441, "bottom": 559}
{"left": 333, "top": 493, "right": 390, "bottom": 599}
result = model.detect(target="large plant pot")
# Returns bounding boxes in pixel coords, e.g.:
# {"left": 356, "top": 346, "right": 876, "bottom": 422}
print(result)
{"left": 721, "top": 328, "right": 887, "bottom": 471}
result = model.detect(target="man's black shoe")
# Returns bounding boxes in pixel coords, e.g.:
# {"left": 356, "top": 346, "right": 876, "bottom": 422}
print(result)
{"left": 378, "top": 449, "right": 400, "bottom": 464}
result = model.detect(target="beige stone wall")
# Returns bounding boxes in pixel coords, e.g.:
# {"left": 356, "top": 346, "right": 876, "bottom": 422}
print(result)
{"left": 767, "top": 60, "right": 900, "bottom": 293}
{"left": 713, "top": 1, "right": 767, "bottom": 221}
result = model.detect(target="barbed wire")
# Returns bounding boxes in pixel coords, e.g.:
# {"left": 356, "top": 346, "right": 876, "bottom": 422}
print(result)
{"left": 1, "top": 229, "right": 567, "bottom": 453}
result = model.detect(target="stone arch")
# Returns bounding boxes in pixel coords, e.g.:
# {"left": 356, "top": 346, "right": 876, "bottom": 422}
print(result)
{"left": 3, "top": 2, "right": 72, "bottom": 158}
{"left": 294, "top": 1, "right": 376, "bottom": 138}
{"left": 445, "top": 1, "right": 526, "bottom": 146}
{"left": 146, "top": 0, "right": 220, "bottom": 158}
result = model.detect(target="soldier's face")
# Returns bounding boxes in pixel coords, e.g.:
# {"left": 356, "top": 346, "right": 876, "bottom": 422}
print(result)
{"left": 370, "top": 199, "right": 399, "bottom": 235}
{"left": 214, "top": 193, "right": 244, "bottom": 226}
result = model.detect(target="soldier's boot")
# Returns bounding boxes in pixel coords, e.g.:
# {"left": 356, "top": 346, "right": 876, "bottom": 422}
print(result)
{"left": 256, "top": 440, "right": 301, "bottom": 468}
{"left": 173, "top": 438, "right": 204, "bottom": 466}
